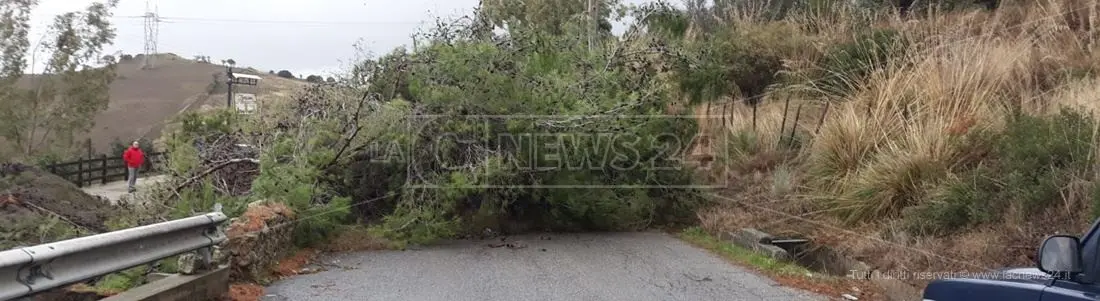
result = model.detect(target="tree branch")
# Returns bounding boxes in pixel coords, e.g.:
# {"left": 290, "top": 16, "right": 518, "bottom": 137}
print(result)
{"left": 324, "top": 89, "right": 373, "bottom": 170}
{"left": 172, "top": 158, "right": 260, "bottom": 192}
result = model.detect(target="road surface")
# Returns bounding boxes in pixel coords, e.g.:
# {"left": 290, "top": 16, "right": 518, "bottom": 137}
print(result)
{"left": 264, "top": 232, "right": 827, "bottom": 301}
{"left": 81, "top": 174, "right": 168, "bottom": 205}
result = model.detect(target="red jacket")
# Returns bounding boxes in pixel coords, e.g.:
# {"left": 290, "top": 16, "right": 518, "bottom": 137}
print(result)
{"left": 123, "top": 147, "right": 145, "bottom": 168}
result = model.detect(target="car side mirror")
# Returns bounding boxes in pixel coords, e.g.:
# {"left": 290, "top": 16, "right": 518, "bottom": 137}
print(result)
{"left": 1038, "top": 235, "right": 1083, "bottom": 277}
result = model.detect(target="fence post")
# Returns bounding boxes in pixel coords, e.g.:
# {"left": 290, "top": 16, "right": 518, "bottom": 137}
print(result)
{"left": 75, "top": 158, "right": 84, "bottom": 188}
{"left": 778, "top": 96, "right": 791, "bottom": 146}
{"left": 101, "top": 154, "right": 109, "bottom": 185}
{"left": 751, "top": 102, "right": 758, "bottom": 132}
{"left": 815, "top": 101, "right": 831, "bottom": 135}
{"left": 789, "top": 103, "right": 803, "bottom": 147}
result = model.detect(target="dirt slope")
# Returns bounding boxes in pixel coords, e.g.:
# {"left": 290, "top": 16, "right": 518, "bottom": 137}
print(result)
{"left": 11, "top": 53, "right": 308, "bottom": 155}
{"left": 0, "top": 163, "right": 110, "bottom": 249}
{"left": 87, "top": 54, "right": 307, "bottom": 153}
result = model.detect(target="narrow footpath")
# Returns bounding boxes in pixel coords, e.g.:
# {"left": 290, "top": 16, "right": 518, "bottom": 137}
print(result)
{"left": 80, "top": 174, "right": 168, "bottom": 205}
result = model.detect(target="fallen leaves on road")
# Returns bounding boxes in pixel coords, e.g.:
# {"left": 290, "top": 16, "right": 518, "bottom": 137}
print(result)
{"left": 487, "top": 237, "right": 528, "bottom": 249}
{"left": 273, "top": 249, "right": 320, "bottom": 277}
{"left": 226, "top": 283, "right": 265, "bottom": 301}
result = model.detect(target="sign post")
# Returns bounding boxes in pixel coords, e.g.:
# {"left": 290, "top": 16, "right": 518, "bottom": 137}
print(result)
{"left": 234, "top": 93, "right": 257, "bottom": 114}
{"left": 226, "top": 70, "right": 260, "bottom": 108}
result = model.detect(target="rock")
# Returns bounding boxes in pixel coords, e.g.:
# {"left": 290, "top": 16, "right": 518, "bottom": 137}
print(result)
{"left": 213, "top": 245, "right": 229, "bottom": 265}
{"left": 719, "top": 228, "right": 790, "bottom": 261}
{"left": 177, "top": 248, "right": 223, "bottom": 275}
{"left": 177, "top": 253, "right": 197, "bottom": 275}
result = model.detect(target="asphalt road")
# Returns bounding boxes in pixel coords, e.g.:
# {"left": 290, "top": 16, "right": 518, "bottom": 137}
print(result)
{"left": 263, "top": 232, "right": 828, "bottom": 301}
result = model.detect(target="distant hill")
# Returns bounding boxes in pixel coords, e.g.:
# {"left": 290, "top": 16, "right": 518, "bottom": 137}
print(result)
{"left": 13, "top": 53, "right": 309, "bottom": 155}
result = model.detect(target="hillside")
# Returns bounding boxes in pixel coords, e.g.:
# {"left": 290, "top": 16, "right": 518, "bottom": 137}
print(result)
{"left": 138, "top": 0, "right": 1100, "bottom": 298}
{"left": 11, "top": 53, "right": 307, "bottom": 155}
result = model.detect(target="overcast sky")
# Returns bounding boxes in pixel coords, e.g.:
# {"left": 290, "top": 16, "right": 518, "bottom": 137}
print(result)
{"left": 27, "top": 0, "right": 657, "bottom": 77}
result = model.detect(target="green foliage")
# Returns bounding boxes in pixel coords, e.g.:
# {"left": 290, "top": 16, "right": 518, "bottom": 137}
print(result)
{"left": 162, "top": 109, "right": 248, "bottom": 220}
{"left": 178, "top": 110, "right": 236, "bottom": 139}
{"left": 109, "top": 137, "right": 153, "bottom": 157}
{"left": 636, "top": 1, "right": 691, "bottom": 39}
{"left": 329, "top": 13, "right": 708, "bottom": 247}
{"left": 157, "top": 256, "right": 180, "bottom": 273}
{"left": 905, "top": 108, "right": 1098, "bottom": 236}
{"left": 276, "top": 70, "right": 294, "bottom": 79}
{"left": 30, "top": 152, "right": 65, "bottom": 170}
{"left": 93, "top": 267, "right": 146, "bottom": 294}
{"left": 251, "top": 153, "right": 351, "bottom": 247}
{"left": 674, "top": 27, "right": 784, "bottom": 105}
{"left": 164, "top": 110, "right": 236, "bottom": 176}
{"left": 0, "top": 0, "right": 120, "bottom": 157}
{"left": 478, "top": 0, "right": 621, "bottom": 36}
{"left": 0, "top": 214, "right": 83, "bottom": 249}
{"left": 172, "top": 178, "right": 245, "bottom": 219}
{"left": 679, "top": 227, "right": 814, "bottom": 275}
{"left": 104, "top": 213, "right": 139, "bottom": 230}
{"left": 164, "top": 100, "right": 355, "bottom": 247}
{"left": 813, "top": 28, "right": 906, "bottom": 97}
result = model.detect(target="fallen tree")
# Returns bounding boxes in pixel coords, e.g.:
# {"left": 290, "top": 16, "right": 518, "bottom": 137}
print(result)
{"left": 161, "top": 4, "right": 711, "bottom": 248}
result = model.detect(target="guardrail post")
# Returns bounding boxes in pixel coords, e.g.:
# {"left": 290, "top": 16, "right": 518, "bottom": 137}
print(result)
{"left": 198, "top": 247, "right": 214, "bottom": 270}
{"left": 101, "top": 154, "right": 109, "bottom": 185}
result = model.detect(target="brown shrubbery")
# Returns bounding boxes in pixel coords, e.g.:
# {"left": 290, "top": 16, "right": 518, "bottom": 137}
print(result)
{"left": 690, "top": 0, "right": 1100, "bottom": 290}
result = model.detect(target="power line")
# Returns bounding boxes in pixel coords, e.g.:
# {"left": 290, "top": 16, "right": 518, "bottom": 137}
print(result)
{"left": 115, "top": 15, "right": 424, "bottom": 26}
{"left": 141, "top": 0, "right": 160, "bottom": 69}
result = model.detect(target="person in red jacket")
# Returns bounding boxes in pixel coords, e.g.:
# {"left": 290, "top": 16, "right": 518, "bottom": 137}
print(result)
{"left": 122, "top": 140, "right": 145, "bottom": 193}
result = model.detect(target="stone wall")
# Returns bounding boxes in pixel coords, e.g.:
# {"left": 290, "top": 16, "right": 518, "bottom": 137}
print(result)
{"left": 223, "top": 200, "right": 296, "bottom": 283}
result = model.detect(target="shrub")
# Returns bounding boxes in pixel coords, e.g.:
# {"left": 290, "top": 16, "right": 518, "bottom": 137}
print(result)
{"left": 303, "top": 21, "right": 712, "bottom": 246}
{"left": 813, "top": 28, "right": 906, "bottom": 97}
{"left": 276, "top": 70, "right": 294, "bottom": 79}
{"left": 637, "top": 2, "right": 691, "bottom": 39}
{"left": 904, "top": 108, "right": 1098, "bottom": 236}
{"left": 109, "top": 137, "right": 153, "bottom": 157}
{"left": 676, "top": 27, "right": 785, "bottom": 105}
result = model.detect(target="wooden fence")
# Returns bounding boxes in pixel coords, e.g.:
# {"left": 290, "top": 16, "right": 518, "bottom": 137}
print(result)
{"left": 45, "top": 152, "right": 166, "bottom": 188}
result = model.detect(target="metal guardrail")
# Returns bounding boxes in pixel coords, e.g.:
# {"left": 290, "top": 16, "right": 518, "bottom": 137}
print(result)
{"left": 0, "top": 212, "right": 228, "bottom": 301}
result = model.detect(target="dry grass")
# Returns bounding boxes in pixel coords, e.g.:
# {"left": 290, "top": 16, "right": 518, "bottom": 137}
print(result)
{"left": 699, "top": 0, "right": 1100, "bottom": 291}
